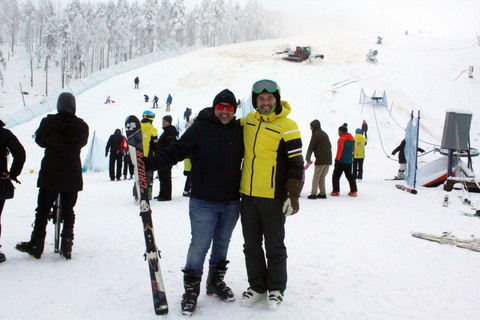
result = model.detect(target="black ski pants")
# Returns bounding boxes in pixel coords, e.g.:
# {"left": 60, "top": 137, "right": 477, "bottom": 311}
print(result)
{"left": 332, "top": 162, "right": 357, "bottom": 193}
{"left": 158, "top": 167, "right": 172, "bottom": 200}
{"left": 32, "top": 189, "right": 78, "bottom": 238}
{"left": 123, "top": 156, "right": 134, "bottom": 178}
{"left": 109, "top": 153, "right": 123, "bottom": 180}
{"left": 240, "top": 195, "right": 287, "bottom": 293}
{"left": 353, "top": 158, "right": 364, "bottom": 180}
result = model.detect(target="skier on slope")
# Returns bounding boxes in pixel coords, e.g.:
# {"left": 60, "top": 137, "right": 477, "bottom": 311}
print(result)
{"left": 391, "top": 139, "right": 424, "bottom": 180}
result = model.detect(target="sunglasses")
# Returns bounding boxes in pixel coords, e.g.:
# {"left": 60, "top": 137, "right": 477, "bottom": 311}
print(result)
{"left": 215, "top": 104, "right": 235, "bottom": 111}
{"left": 252, "top": 79, "right": 280, "bottom": 94}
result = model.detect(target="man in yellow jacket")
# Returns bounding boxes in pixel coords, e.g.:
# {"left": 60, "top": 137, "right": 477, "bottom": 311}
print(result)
{"left": 240, "top": 79, "right": 303, "bottom": 310}
{"left": 137, "top": 110, "right": 158, "bottom": 200}
{"left": 353, "top": 128, "right": 367, "bottom": 180}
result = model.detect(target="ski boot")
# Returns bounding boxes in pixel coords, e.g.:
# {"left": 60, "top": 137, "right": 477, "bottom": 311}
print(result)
{"left": 267, "top": 290, "right": 284, "bottom": 310}
{"left": 181, "top": 268, "right": 201, "bottom": 316}
{"left": 242, "top": 287, "right": 267, "bottom": 307}
{"left": 206, "top": 260, "right": 235, "bottom": 302}
{"left": 15, "top": 233, "right": 45, "bottom": 259}
{"left": 60, "top": 228, "right": 74, "bottom": 260}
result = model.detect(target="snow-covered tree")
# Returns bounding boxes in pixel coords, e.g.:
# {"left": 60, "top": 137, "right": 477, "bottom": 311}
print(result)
{"left": 170, "top": 0, "right": 187, "bottom": 47}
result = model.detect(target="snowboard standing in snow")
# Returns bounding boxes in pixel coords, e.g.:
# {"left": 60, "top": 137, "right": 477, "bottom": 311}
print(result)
{"left": 125, "top": 115, "right": 168, "bottom": 315}
{"left": 412, "top": 232, "right": 480, "bottom": 252}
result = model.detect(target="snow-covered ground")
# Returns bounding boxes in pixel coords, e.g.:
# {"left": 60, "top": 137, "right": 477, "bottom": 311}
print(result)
{"left": 1, "top": 28, "right": 480, "bottom": 319}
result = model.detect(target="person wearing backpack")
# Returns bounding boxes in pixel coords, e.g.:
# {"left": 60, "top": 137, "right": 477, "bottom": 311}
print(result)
{"left": 105, "top": 129, "right": 124, "bottom": 181}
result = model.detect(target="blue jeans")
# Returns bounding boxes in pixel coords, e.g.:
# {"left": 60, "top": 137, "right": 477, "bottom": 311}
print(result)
{"left": 185, "top": 198, "right": 240, "bottom": 278}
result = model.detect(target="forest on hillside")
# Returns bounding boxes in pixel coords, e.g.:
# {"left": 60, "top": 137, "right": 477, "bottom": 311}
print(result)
{"left": 0, "top": 0, "right": 282, "bottom": 88}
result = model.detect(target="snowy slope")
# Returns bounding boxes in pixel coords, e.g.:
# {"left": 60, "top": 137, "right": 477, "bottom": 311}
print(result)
{"left": 1, "top": 29, "right": 480, "bottom": 319}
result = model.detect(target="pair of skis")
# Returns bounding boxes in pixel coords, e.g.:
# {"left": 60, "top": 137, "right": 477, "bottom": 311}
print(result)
{"left": 125, "top": 115, "right": 168, "bottom": 315}
{"left": 412, "top": 232, "right": 480, "bottom": 252}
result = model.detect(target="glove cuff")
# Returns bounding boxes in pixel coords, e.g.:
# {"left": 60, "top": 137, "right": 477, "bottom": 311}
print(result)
{"left": 286, "top": 178, "right": 302, "bottom": 197}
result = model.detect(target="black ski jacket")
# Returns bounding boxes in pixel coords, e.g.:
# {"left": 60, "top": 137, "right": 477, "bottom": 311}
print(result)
{"left": 0, "top": 120, "right": 26, "bottom": 181}
{"left": 36, "top": 113, "right": 89, "bottom": 192}
{"left": 106, "top": 129, "right": 124, "bottom": 157}
{"left": 147, "top": 107, "right": 243, "bottom": 202}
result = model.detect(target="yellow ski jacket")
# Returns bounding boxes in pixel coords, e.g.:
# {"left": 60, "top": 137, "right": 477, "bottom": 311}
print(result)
{"left": 240, "top": 100, "right": 303, "bottom": 199}
{"left": 140, "top": 120, "right": 159, "bottom": 157}
{"left": 354, "top": 133, "right": 367, "bottom": 159}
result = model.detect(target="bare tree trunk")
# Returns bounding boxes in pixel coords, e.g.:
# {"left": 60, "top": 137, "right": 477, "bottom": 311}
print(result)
{"left": 91, "top": 47, "right": 94, "bottom": 74}
{"left": 11, "top": 17, "right": 16, "bottom": 53}
{"left": 45, "top": 57, "right": 49, "bottom": 96}
{"left": 107, "top": 41, "right": 111, "bottom": 68}
{"left": 30, "top": 57, "right": 34, "bottom": 87}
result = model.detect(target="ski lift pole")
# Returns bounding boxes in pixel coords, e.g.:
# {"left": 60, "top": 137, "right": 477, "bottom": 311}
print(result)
{"left": 413, "top": 111, "right": 420, "bottom": 189}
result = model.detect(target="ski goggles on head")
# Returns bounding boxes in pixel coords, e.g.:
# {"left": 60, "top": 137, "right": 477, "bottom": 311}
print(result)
{"left": 252, "top": 79, "right": 280, "bottom": 94}
{"left": 215, "top": 104, "right": 235, "bottom": 111}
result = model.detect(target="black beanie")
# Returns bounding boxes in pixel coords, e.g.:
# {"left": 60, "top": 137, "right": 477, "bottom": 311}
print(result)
{"left": 163, "top": 115, "right": 173, "bottom": 124}
{"left": 310, "top": 119, "right": 320, "bottom": 131}
{"left": 57, "top": 92, "right": 76, "bottom": 115}
{"left": 213, "top": 89, "right": 237, "bottom": 112}
{"left": 339, "top": 125, "right": 348, "bottom": 133}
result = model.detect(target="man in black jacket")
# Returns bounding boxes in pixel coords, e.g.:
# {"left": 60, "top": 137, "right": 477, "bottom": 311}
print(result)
{"left": 106, "top": 129, "right": 124, "bottom": 181}
{"left": 305, "top": 119, "right": 332, "bottom": 199}
{"left": 154, "top": 115, "right": 177, "bottom": 201}
{"left": 0, "top": 120, "right": 26, "bottom": 263}
{"left": 144, "top": 89, "right": 243, "bottom": 315}
{"left": 16, "top": 92, "right": 89, "bottom": 260}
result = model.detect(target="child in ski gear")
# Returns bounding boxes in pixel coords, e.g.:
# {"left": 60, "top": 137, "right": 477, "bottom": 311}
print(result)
{"left": 331, "top": 125, "right": 357, "bottom": 197}
{"left": 353, "top": 128, "right": 367, "bottom": 180}
{"left": 105, "top": 129, "right": 124, "bottom": 181}
{"left": 305, "top": 119, "right": 332, "bottom": 199}
{"left": 0, "top": 119, "right": 26, "bottom": 263}
{"left": 104, "top": 96, "right": 112, "bottom": 104}
{"left": 143, "top": 89, "right": 243, "bottom": 315}
{"left": 391, "top": 139, "right": 424, "bottom": 180}
{"left": 240, "top": 79, "right": 303, "bottom": 310}
{"left": 144, "top": 94, "right": 149, "bottom": 102}
{"left": 154, "top": 115, "right": 177, "bottom": 201}
{"left": 166, "top": 94, "right": 172, "bottom": 112}
{"left": 123, "top": 148, "right": 134, "bottom": 180}
{"left": 152, "top": 95, "right": 159, "bottom": 108}
{"left": 16, "top": 92, "right": 89, "bottom": 260}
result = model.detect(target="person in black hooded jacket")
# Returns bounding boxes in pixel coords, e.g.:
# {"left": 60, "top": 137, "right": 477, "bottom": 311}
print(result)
{"left": 144, "top": 89, "right": 243, "bottom": 315}
{"left": 16, "top": 92, "right": 89, "bottom": 260}
{"left": 154, "top": 115, "right": 177, "bottom": 201}
{"left": 106, "top": 128, "right": 124, "bottom": 181}
{"left": 0, "top": 119, "right": 26, "bottom": 263}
